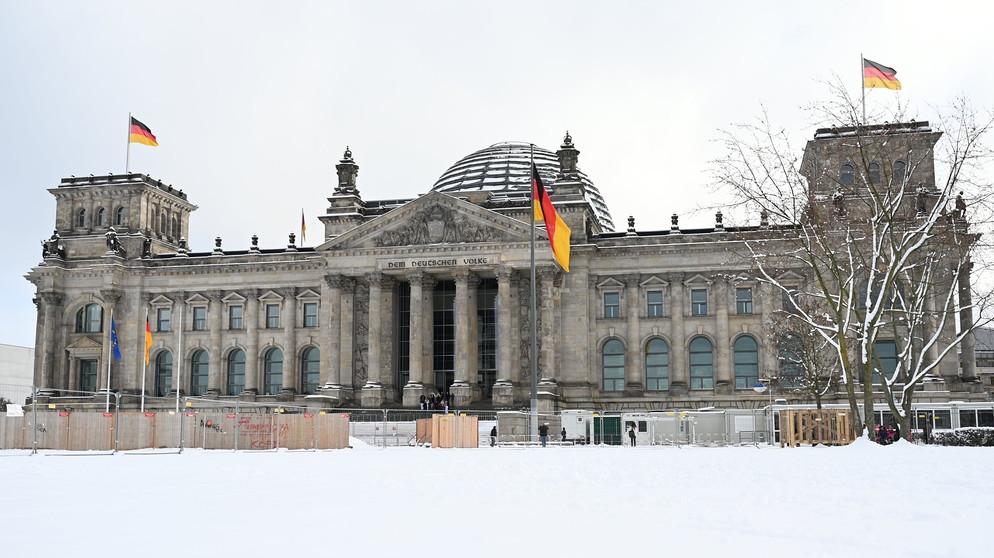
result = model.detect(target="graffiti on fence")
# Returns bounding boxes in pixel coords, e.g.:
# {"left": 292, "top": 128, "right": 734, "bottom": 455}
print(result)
{"left": 237, "top": 415, "right": 290, "bottom": 449}
{"left": 199, "top": 418, "right": 225, "bottom": 434}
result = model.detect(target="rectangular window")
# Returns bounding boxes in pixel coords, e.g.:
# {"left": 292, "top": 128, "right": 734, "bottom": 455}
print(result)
{"left": 647, "top": 290, "right": 663, "bottom": 318}
{"left": 603, "top": 292, "right": 620, "bottom": 318}
{"left": 782, "top": 287, "right": 799, "bottom": 314}
{"left": 691, "top": 289, "right": 708, "bottom": 316}
{"left": 736, "top": 288, "right": 753, "bottom": 315}
{"left": 303, "top": 302, "right": 318, "bottom": 327}
{"left": 266, "top": 304, "right": 280, "bottom": 329}
{"left": 192, "top": 306, "right": 207, "bottom": 331}
{"left": 156, "top": 308, "right": 171, "bottom": 332}
{"left": 228, "top": 305, "right": 243, "bottom": 330}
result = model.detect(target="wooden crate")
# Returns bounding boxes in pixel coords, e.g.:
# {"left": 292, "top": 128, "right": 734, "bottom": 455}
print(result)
{"left": 781, "top": 409, "right": 854, "bottom": 447}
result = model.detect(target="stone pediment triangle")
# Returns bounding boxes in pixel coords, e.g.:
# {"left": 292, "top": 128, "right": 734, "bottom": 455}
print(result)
{"left": 320, "top": 192, "right": 533, "bottom": 250}
{"left": 67, "top": 336, "right": 103, "bottom": 350}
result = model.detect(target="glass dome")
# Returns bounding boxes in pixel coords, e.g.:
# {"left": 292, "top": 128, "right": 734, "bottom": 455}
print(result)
{"left": 430, "top": 141, "right": 614, "bottom": 231}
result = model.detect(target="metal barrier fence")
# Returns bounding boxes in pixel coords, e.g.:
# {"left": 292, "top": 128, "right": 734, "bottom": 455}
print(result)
{"left": 2, "top": 384, "right": 790, "bottom": 455}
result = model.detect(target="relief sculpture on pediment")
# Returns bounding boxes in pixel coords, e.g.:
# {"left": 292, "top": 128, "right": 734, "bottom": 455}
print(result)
{"left": 374, "top": 204, "right": 508, "bottom": 246}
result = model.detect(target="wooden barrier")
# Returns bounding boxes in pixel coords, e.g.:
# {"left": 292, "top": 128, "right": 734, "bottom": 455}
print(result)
{"left": 415, "top": 414, "right": 478, "bottom": 448}
{"left": 781, "top": 409, "right": 854, "bottom": 447}
{"left": 1, "top": 411, "right": 350, "bottom": 451}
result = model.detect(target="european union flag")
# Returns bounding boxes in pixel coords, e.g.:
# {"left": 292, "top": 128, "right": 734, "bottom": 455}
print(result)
{"left": 110, "top": 316, "right": 122, "bottom": 361}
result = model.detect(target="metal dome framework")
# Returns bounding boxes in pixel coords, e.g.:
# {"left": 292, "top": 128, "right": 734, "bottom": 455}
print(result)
{"left": 430, "top": 141, "right": 615, "bottom": 231}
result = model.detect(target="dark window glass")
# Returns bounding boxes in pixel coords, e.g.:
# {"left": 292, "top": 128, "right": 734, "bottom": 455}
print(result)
{"left": 477, "top": 279, "right": 498, "bottom": 398}
{"left": 691, "top": 289, "right": 708, "bottom": 316}
{"left": 79, "top": 359, "right": 98, "bottom": 393}
{"left": 602, "top": 339, "right": 625, "bottom": 391}
{"left": 155, "top": 351, "right": 173, "bottom": 397}
{"left": 736, "top": 288, "right": 753, "bottom": 314}
{"left": 264, "top": 348, "right": 283, "bottom": 395}
{"left": 869, "top": 163, "right": 882, "bottom": 185}
{"left": 604, "top": 292, "right": 620, "bottom": 318}
{"left": 301, "top": 347, "right": 320, "bottom": 395}
{"left": 873, "top": 340, "right": 898, "bottom": 384}
{"left": 226, "top": 349, "right": 245, "bottom": 395}
{"left": 645, "top": 338, "right": 669, "bottom": 390}
{"left": 689, "top": 337, "right": 714, "bottom": 390}
{"left": 734, "top": 336, "right": 759, "bottom": 389}
{"left": 75, "top": 304, "right": 103, "bottom": 333}
{"left": 893, "top": 160, "right": 906, "bottom": 184}
{"left": 266, "top": 304, "right": 280, "bottom": 329}
{"left": 190, "top": 349, "right": 209, "bottom": 396}
{"left": 840, "top": 164, "right": 855, "bottom": 186}
{"left": 647, "top": 290, "right": 663, "bottom": 318}
{"left": 303, "top": 302, "right": 318, "bottom": 328}
{"left": 192, "top": 307, "right": 207, "bottom": 331}
{"left": 157, "top": 308, "right": 171, "bottom": 332}
{"left": 432, "top": 281, "right": 455, "bottom": 389}
{"left": 228, "top": 305, "right": 243, "bottom": 329}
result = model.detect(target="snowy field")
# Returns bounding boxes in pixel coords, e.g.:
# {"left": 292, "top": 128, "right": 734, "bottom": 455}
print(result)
{"left": 2, "top": 438, "right": 990, "bottom": 557}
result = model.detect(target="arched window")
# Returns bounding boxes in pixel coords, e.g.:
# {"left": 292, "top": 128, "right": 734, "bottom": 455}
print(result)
{"left": 300, "top": 347, "right": 320, "bottom": 395}
{"left": 779, "top": 334, "right": 804, "bottom": 389}
{"left": 159, "top": 211, "right": 167, "bottom": 234}
{"left": 689, "top": 336, "right": 714, "bottom": 390}
{"left": 840, "top": 164, "right": 855, "bottom": 186}
{"left": 868, "top": 163, "right": 882, "bottom": 185}
{"left": 171, "top": 216, "right": 179, "bottom": 239}
{"left": 115, "top": 207, "right": 125, "bottom": 226}
{"left": 154, "top": 351, "right": 173, "bottom": 397}
{"left": 264, "top": 348, "right": 283, "bottom": 395}
{"left": 602, "top": 339, "right": 625, "bottom": 391}
{"left": 76, "top": 208, "right": 86, "bottom": 228}
{"left": 74, "top": 303, "right": 103, "bottom": 333}
{"left": 645, "top": 338, "right": 669, "bottom": 391}
{"left": 893, "top": 160, "right": 906, "bottom": 185}
{"left": 226, "top": 349, "right": 245, "bottom": 395}
{"left": 190, "top": 349, "right": 209, "bottom": 396}
{"left": 733, "top": 336, "right": 759, "bottom": 389}
{"left": 96, "top": 207, "right": 106, "bottom": 227}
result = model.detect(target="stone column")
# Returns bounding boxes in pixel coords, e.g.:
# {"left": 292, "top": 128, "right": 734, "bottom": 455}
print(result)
{"left": 338, "top": 278, "right": 356, "bottom": 398}
{"left": 537, "top": 267, "right": 559, "bottom": 410}
{"left": 668, "top": 274, "right": 687, "bottom": 395}
{"left": 313, "top": 275, "right": 344, "bottom": 407}
{"left": 36, "top": 292, "right": 63, "bottom": 392}
{"left": 207, "top": 290, "right": 223, "bottom": 396}
{"left": 403, "top": 272, "right": 426, "bottom": 407}
{"left": 625, "top": 273, "right": 643, "bottom": 393}
{"left": 958, "top": 258, "right": 977, "bottom": 382}
{"left": 451, "top": 271, "right": 479, "bottom": 406}
{"left": 242, "top": 288, "right": 260, "bottom": 399}
{"left": 361, "top": 273, "right": 386, "bottom": 407}
{"left": 715, "top": 276, "right": 732, "bottom": 394}
{"left": 280, "top": 287, "right": 297, "bottom": 397}
{"left": 100, "top": 289, "right": 122, "bottom": 397}
{"left": 171, "top": 293, "right": 185, "bottom": 396}
{"left": 492, "top": 266, "right": 515, "bottom": 406}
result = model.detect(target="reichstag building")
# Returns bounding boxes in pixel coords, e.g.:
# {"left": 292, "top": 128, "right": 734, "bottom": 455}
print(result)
{"left": 26, "top": 126, "right": 983, "bottom": 410}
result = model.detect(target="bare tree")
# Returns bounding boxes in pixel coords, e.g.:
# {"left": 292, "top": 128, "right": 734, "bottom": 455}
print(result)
{"left": 714, "top": 86, "right": 993, "bottom": 439}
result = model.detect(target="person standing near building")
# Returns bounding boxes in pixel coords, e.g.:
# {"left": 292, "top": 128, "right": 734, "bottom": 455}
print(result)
{"left": 538, "top": 423, "right": 549, "bottom": 447}
{"left": 561, "top": 427, "right": 567, "bottom": 443}
{"left": 490, "top": 425, "right": 497, "bottom": 447}
{"left": 629, "top": 425, "right": 637, "bottom": 447}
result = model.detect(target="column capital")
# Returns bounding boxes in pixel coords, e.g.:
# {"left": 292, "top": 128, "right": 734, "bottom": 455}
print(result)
{"left": 279, "top": 286, "right": 297, "bottom": 299}
{"left": 496, "top": 265, "right": 515, "bottom": 281}
{"left": 100, "top": 288, "right": 122, "bottom": 304}
{"left": 207, "top": 290, "right": 224, "bottom": 302}
{"left": 39, "top": 291, "right": 63, "bottom": 305}
{"left": 624, "top": 274, "right": 641, "bottom": 288}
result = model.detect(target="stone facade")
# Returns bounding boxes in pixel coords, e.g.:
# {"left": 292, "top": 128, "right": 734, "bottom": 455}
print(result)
{"left": 25, "top": 127, "right": 984, "bottom": 411}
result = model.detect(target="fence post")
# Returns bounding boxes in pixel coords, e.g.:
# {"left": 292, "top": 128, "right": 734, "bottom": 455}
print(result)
{"left": 178, "top": 397, "right": 186, "bottom": 454}
{"left": 233, "top": 399, "right": 240, "bottom": 452}
{"left": 113, "top": 392, "right": 121, "bottom": 453}
{"left": 31, "top": 386, "right": 38, "bottom": 455}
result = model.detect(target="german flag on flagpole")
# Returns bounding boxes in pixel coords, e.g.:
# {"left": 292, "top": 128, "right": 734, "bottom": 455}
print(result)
{"left": 130, "top": 116, "right": 158, "bottom": 146}
{"left": 863, "top": 58, "right": 901, "bottom": 90}
{"left": 300, "top": 209, "right": 307, "bottom": 243}
{"left": 531, "top": 163, "right": 571, "bottom": 272}
{"left": 144, "top": 317, "right": 153, "bottom": 365}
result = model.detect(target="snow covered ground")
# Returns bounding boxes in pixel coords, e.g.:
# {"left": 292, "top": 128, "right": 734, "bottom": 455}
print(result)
{"left": 2, "top": 438, "right": 990, "bottom": 557}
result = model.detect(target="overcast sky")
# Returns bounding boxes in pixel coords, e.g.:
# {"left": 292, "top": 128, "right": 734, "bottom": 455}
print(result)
{"left": 2, "top": 1, "right": 992, "bottom": 348}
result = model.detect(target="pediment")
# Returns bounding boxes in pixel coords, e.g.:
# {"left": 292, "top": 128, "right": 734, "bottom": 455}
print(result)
{"left": 296, "top": 289, "right": 320, "bottom": 301}
{"left": 67, "top": 336, "right": 102, "bottom": 351}
{"left": 640, "top": 275, "right": 669, "bottom": 289}
{"left": 259, "top": 290, "right": 284, "bottom": 302}
{"left": 319, "top": 192, "right": 533, "bottom": 251}
{"left": 149, "top": 295, "right": 174, "bottom": 306}
{"left": 596, "top": 277, "right": 625, "bottom": 290}
{"left": 222, "top": 292, "right": 246, "bottom": 304}
{"left": 684, "top": 274, "right": 712, "bottom": 286}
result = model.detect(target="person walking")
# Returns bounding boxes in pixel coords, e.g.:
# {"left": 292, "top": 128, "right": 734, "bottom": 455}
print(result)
{"left": 561, "top": 427, "right": 567, "bottom": 443}
{"left": 490, "top": 425, "right": 497, "bottom": 447}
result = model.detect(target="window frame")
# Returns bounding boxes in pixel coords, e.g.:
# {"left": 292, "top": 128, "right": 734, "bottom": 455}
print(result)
{"left": 690, "top": 288, "right": 708, "bottom": 316}
{"left": 300, "top": 346, "right": 320, "bottom": 395}
{"left": 156, "top": 307, "right": 171, "bottom": 333}
{"left": 228, "top": 305, "right": 243, "bottom": 330}
{"left": 733, "top": 336, "right": 760, "bottom": 389}
{"left": 689, "top": 336, "right": 714, "bottom": 390}
{"left": 263, "top": 347, "right": 283, "bottom": 395}
{"left": 602, "top": 339, "right": 625, "bottom": 391}
{"left": 603, "top": 292, "right": 620, "bottom": 319}
{"left": 840, "top": 164, "right": 855, "bottom": 186}
{"left": 303, "top": 301, "right": 318, "bottom": 328}
{"left": 645, "top": 338, "right": 669, "bottom": 391}
{"left": 226, "top": 348, "right": 245, "bottom": 395}
{"left": 190, "top": 349, "right": 209, "bottom": 396}
{"left": 192, "top": 306, "right": 207, "bottom": 331}
{"left": 265, "top": 303, "right": 281, "bottom": 329}
{"left": 646, "top": 290, "right": 663, "bottom": 318}
{"left": 735, "top": 287, "right": 753, "bottom": 315}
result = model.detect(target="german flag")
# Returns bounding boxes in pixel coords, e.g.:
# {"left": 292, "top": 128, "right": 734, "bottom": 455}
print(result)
{"left": 532, "top": 163, "right": 571, "bottom": 272}
{"left": 144, "top": 318, "right": 153, "bottom": 365}
{"left": 130, "top": 117, "right": 158, "bottom": 146}
{"left": 863, "top": 58, "right": 901, "bottom": 90}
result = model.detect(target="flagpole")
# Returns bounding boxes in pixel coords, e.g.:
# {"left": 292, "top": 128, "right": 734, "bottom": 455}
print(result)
{"left": 529, "top": 145, "right": 538, "bottom": 441}
{"left": 106, "top": 309, "right": 113, "bottom": 413}
{"left": 141, "top": 308, "right": 148, "bottom": 412}
{"left": 176, "top": 303, "right": 184, "bottom": 413}
{"left": 126, "top": 112, "right": 132, "bottom": 173}
{"left": 860, "top": 54, "right": 866, "bottom": 126}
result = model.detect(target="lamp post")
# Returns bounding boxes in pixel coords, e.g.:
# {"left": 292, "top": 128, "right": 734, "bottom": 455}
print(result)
{"left": 753, "top": 379, "right": 773, "bottom": 445}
